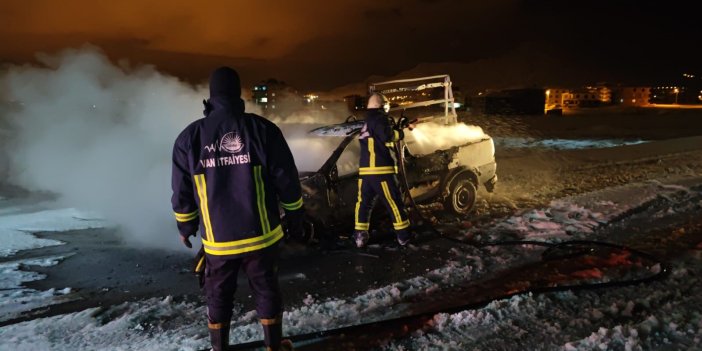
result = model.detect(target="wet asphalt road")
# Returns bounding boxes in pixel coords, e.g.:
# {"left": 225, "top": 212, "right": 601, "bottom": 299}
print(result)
{"left": 4, "top": 222, "right": 458, "bottom": 326}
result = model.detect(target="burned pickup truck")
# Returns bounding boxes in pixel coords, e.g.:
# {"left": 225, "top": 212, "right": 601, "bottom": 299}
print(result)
{"left": 295, "top": 75, "right": 497, "bottom": 238}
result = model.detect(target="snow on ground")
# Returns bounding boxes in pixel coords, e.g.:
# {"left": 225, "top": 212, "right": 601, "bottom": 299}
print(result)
{"left": 380, "top": 180, "right": 702, "bottom": 350}
{"left": 0, "top": 207, "right": 107, "bottom": 257}
{"left": 0, "top": 296, "right": 208, "bottom": 351}
{"left": 494, "top": 137, "right": 647, "bottom": 150}
{"left": 0, "top": 243, "right": 495, "bottom": 350}
{"left": 0, "top": 179, "right": 699, "bottom": 350}
{"left": 480, "top": 180, "right": 682, "bottom": 242}
{"left": 384, "top": 252, "right": 702, "bottom": 351}
{"left": 0, "top": 206, "right": 107, "bottom": 324}
{"left": 0, "top": 255, "right": 76, "bottom": 322}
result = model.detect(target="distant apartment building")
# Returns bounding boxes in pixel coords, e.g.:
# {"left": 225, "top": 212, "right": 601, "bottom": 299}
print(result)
{"left": 545, "top": 86, "right": 611, "bottom": 111}
{"left": 252, "top": 79, "right": 301, "bottom": 110}
{"left": 539, "top": 75, "right": 702, "bottom": 113}
{"left": 545, "top": 88, "right": 568, "bottom": 110}
{"left": 611, "top": 87, "right": 651, "bottom": 106}
{"left": 252, "top": 81, "right": 274, "bottom": 109}
{"left": 564, "top": 89, "right": 601, "bottom": 108}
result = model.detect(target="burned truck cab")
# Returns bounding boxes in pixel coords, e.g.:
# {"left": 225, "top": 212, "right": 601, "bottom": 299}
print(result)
{"left": 298, "top": 134, "right": 361, "bottom": 238}
{"left": 297, "top": 74, "right": 498, "bottom": 240}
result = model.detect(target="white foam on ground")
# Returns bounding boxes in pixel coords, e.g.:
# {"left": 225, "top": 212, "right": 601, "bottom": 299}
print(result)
{"left": 0, "top": 206, "right": 107, "bottom": 323}
{"left": 477, "top": 181, "right": 686, "bottom": 243}
{"left": 385, "top": 253, "right": 702, "bottom": 351}
{"left": 494, "top": 137, "right": 647, "bottom": 150}
{"left": 489, "top": 201, "right": 611, "bottom": 241}
{"left": 0, "top": 183, "right": 625, "bottom": 349}
{"left": 3, "top": 253, "right": 698, "bottom": 351}
{"left": 0, "top": 207, "right": 106, "bottom": 257}
{"left": 0, "top": 255, "right": 76, "bottom": 322}
{"left": 0, "top": 296, "right": 207, "bottom": 351}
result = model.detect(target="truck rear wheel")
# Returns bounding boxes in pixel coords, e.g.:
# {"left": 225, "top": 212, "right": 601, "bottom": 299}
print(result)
{"left": 444, "top": 177, "right": 477, "bottom": 215}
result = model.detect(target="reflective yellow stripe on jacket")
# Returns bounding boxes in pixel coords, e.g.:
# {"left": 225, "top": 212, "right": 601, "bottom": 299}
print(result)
{"left": 196, "top": 166, "right": 285, "bottom": 256}
{"left": 202, "top": 225, "right": 284, "bottom": 256}
{"left": 281, "top": 197, "right": 303, "bottom": 211}
{"left": 254, "top": 165, "right": 270, "bottom": 234}
{"left": 193, "top": 174, "right": 214, "bottom": 242}
{"left": 359, "top": 166, "right": 398, "bottom": 175}
{"left": 174, "top": 210, "right": 198, "bottom": 222}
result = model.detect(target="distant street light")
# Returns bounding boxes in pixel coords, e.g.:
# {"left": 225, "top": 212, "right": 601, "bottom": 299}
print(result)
{"left": 674, "top": 88, "right": 680, "bottom": 104}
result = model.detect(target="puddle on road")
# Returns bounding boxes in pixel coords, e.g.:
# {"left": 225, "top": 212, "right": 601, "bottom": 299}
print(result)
{"left": 494, "top": 137, "right": 647, "bottom": 150}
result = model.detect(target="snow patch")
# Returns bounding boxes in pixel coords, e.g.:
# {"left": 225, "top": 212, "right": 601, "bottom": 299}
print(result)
{"left": 0, "top": 296, "right": 208, "bottom": 351}
{"left": 0, "top": 255, "right": 76, "bottom": 322}
{"left": 384, "top": 255, "right": 702, "bottom": 350}
{"left": 476, "top": 181, "right": 687, "bottom": 243}
{"left": 0, "top": 206, "right": 107, "bottom": 322}
{"left": 0, "top": 207, "right": 107, "bottom": 257}
{"left": 494, "top": 137, "right": 647, "bottom": 150}
{"left": 488, "top": 201, "right": 609, "bottom": 240}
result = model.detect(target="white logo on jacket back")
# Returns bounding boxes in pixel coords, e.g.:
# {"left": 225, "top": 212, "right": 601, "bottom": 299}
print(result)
{"left": 220, "top": 132, "right": 244, "bottom": 154}
{"left": 200, "top": 131, "right": 250, "bottom": 169}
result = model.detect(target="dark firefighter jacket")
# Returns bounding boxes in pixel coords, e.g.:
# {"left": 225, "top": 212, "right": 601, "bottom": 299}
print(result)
{"left": 358, "top": 108, "right": 404, "bottom": 176}
{"left": 171, "top": 97, "right": 303, "bottom": 258}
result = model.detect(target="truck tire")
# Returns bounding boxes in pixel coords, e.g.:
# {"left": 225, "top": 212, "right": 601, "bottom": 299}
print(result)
{"left": 444, "top": 176, "right": 477, "bottom": 215}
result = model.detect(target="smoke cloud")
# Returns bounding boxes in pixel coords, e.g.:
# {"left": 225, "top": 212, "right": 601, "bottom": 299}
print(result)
{"left": 268, "top": 108, "right": 354, "bottom": 173}
{"left": 0, "top": 47, "right": 211, "bottom": 251}
{"left": 0, "top": 46, "right": 359, "bottom": 251}
{"left": 406, "top": 122, "right": 488, "bottom": 155}
{"left": 0, "top": 46, "right": 490, "bottom": 252}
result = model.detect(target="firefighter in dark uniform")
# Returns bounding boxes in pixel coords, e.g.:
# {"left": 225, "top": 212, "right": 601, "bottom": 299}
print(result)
{"left": 354, "top": 93, "right": 412, "bottom": 248}
{"left": 171, "top": 67, "right": 302, "bottom": 351}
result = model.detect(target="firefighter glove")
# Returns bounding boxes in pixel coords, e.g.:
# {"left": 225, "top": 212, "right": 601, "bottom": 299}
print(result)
{"left": 283, "top": 209, "right": 305, "bottom": 243}
{"left": 181, "top": 232, "right": 195, "bottom": 249}
{"left": 398, "top": 116, "right": 417, "bottom": 131}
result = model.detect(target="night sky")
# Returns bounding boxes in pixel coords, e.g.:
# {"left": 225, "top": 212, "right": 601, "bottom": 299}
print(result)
{"left": 1, "top": 0, "right": 700, "bottom": 91}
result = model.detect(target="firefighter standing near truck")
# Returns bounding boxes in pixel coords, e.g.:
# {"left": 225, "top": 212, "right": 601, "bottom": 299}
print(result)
{"left": 354, "top": 93, "right": 413, "bottom": 248}
{"left": 171, "top": 67, "right": 302, "bottom": 351}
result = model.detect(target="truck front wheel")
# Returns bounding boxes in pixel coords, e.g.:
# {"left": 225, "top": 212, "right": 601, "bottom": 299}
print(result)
{"left": 444, "top": 177, "right": 477, "bottom": 215}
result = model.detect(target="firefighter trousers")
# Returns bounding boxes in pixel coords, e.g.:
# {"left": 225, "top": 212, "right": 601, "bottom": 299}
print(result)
{"left": 354, "top": 174, "right": 411, "bottom": 239}
{"left": 203, "top": 244, "right": 282, "bottom": 325}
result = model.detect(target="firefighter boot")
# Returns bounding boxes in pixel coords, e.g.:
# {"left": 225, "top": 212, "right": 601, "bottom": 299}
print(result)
{"left": 208, "top": 321, "right": 230, "bottom": 351}
{"left": 354, "top": 230, "right": 369, "bottom": 248}
{"left": 262, "top": 318, "right": 284, "bottom": 351}
{"left": 397, "top": 229, "right": 414, "bottom": 246}
{"left": 280, "top": 339, "right": 294, "bottom": 351}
